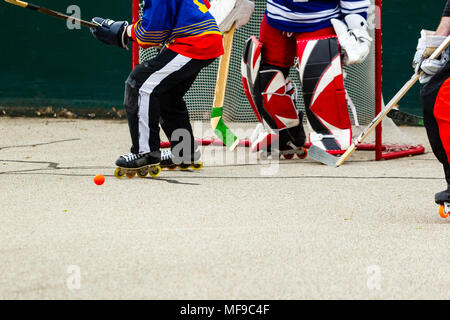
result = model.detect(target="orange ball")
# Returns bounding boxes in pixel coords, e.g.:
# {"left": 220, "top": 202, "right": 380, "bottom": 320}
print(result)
{"left": 94, "top": 174, "right": 105, "bottom": 185}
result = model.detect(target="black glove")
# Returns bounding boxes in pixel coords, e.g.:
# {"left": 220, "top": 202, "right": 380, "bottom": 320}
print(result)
{"left": 90, "top": 17, "right": 129, "bottom": 50}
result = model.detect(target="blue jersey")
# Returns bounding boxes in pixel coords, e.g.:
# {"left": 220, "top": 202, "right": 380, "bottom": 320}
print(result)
{"left": 266, "top": 0, "right": 371, "bottom": 33}
{"left": 132, "top": 0, "right": 223, "bottom": 59}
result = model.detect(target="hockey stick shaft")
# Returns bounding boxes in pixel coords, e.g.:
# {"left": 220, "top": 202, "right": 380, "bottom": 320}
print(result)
{"left": 211, "top": 24, "right": 240, "bottom": 151}
{"left": 336, "top": 35, "right": 450, "bottom": 167}
{"left": 4, "top": 0, "right": 98, "bottom": 28}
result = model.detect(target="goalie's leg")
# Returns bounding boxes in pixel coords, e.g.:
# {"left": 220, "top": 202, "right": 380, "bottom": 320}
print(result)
{"left": 248, "top": 65, "right": 306, "bottom": 154}
{"left": 296, "top": 34, "right": 352, "bottom": 152}
{"left": 241, "top": 17, "right": 306, "bottom": 154}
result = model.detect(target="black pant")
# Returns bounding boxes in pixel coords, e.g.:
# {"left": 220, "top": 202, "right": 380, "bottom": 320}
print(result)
{"left": 421, "top": 61, "right": 450, "bottom": 186}
{"left": 124, "top": 48, "right": 215, "bottom": 156}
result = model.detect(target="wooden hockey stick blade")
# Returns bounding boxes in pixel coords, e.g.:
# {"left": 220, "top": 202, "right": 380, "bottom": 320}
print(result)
{"left": 336, "top": 35, "right": 450, "bottom": 167}
{"left": 308, "top": 145, "right": 338, "bottom": 167}
{"left": 211, "top": 23, "right": 239, "bottom": 151}
{"left": 4, "top": 0, "right": 98, "bottom": 28}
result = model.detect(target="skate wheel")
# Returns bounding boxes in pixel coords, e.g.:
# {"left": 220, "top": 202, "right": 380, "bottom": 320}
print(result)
{"left": 297, "top": 148, "right": 308, "bottom": 160}
{"left": 283, "top": 154, "right": 294, "bottom": 160}
{"left": 114, "top": 167, "right": 125, "bottom": 179}
{"left": 126, "top": 172, "right": 137, "bottom": 179}
{"left": 439, "top": 205, "right": 449, "bottom": 219}
{"left": 179, "top": 164, "right": 190, "bottom": 171}
{"left": 149, "top": 166, "right": 162, "bottom": 178}
{"left": 192, "top": 162, "right": 203, "bottom": 170}
{"left": 168, "top": 165, "right": 177, "bottom": 171}
{"left": 137, "top": 167, "right": 148, "bottom": 178}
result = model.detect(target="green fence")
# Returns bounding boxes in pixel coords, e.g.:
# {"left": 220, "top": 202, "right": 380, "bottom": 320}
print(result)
{"left": 0, "top": 0, "right": 446, "bottom": 117}
{"left": 383, "top": 0, "right": 445, "bottom": 116}
{"left": 0, "top": 0, "right": 132, "bottom": 115}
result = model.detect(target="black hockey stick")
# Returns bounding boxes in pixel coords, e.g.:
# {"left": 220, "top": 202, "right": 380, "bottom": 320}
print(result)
{"left": 388, "top": 108, "right": 424, "bottom": 127}
{"left": 4, "top": 0, "right": 98, "bottom": 28}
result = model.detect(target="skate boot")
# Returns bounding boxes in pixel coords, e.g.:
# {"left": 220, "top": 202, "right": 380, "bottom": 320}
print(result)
{"left": 254, "top": 111, "right": 307, "bottom": 160}
{"left": 114, "top": 151, "right": 162, "bottom": 179}
{"left": 279, "top": 113, "right": 307, "bottom": 159}
{"left": 435, "top": 189, "right": 450, "bottom": 219}
{"left": 160, "top": 149, "right": 203, "bottom": 171}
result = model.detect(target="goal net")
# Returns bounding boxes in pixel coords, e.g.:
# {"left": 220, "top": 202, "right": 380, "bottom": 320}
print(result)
{"left": 132, "top": 0, "right": 424, "bottom": 161}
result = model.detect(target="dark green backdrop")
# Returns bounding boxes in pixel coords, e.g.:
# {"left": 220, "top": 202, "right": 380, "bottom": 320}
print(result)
{"left": 0, "top": 0, "right": 132, "bottom": 111}
{"left": 0, "top": 0, "right": 447, "bottom": 116}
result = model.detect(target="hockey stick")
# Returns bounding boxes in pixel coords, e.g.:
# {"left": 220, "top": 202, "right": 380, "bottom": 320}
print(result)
{"left": 388, "top": 108, "right": 424, "bottom": 126}
{"left": 4, "top": 0, "right": 98, "bottom": 28}
{"left": 333, "top": 35, "right": 450, "bottom": 167}
{"left": 211, "top": 24, "right": 240, "bottom": 151}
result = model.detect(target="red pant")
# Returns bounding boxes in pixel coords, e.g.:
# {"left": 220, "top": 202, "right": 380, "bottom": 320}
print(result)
{"left": 421, "top": 61, "right": 450, "bottom": 185}
{"left": 259, "top": 15, "right": 336, "bottom": 68}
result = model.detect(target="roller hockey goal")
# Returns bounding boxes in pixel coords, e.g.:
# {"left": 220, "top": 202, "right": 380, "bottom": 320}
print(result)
{"left": 132, "top": 0, "right": 424, "bottom": 161}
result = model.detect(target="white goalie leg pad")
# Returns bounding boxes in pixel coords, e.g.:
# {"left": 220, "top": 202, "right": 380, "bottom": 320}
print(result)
{"left": 209, "top": 0, "right": 255, "bottom": 33}
{"left": 297, "top": 36, "right": 352, "bottom": 151}
{"left": 331, "top": 14, "right": 373, "bottom": 65}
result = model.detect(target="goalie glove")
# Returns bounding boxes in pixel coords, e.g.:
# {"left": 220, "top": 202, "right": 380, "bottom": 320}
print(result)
{"left": 412, "top": 29, "right": 449, "bottom": 84}
{"left": 90, "top": 18, "right": 129, "bottom": 50}
{"left": 331, "top": 14, "right": 373, "bottom": 66}
{"left": 209, "top": 0, "right": 255, "bottom": 33}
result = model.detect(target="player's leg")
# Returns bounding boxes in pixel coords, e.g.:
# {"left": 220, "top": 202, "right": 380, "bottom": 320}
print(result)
{"left": 296, "top": 30, "right": 352, "bottom": 152}
{"left": 420, "top": 61, "right": 450, "bottom": 204}
{"left": 117, "top": 51, "right": 178, "bottom": 171}
{"left": 242, "top": 15, "right": 305, "bottom": 153}
{"left": 159, "top": 72, "right": 201, "bottom": 166}
{"left": 118, "top": 49, "right": 191, "bottom": 169}
{"left": 146, "top": 53, "right": 214, "bottom": 164}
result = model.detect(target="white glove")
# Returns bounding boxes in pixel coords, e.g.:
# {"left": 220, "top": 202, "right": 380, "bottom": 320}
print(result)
{"left": 209, "top": 0, "right": 255, "bottom": 33}
{"left": 412, "top": 29, "right": 449, "bottom": 84}
{"left": 331, "top": 14, "right": 373, "bottom": 66}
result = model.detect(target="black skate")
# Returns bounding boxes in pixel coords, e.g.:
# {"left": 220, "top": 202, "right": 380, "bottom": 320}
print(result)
{"left": 114, "top": 151, "right": 162, "bottom": 179}
{"left": 160, "top": 149, "right": 203, "bottom": 171}
{"left": 280, "top": 111, "right": 307, "bottom": 159}
{"left": 257, "top": 111, "right": 307, "bottom": 160}
{"left": 435, "top": 189, "right": 450, "bottom": 219}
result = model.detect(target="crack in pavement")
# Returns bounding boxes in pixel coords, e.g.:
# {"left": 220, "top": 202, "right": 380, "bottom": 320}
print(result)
{"left": 0, "top": 138, "right": 81, "bottom": 151}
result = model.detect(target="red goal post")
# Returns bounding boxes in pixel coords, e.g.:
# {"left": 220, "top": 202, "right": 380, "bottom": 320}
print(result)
{"left": 131, "top": 0, "right": 425, "bottom": 161}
